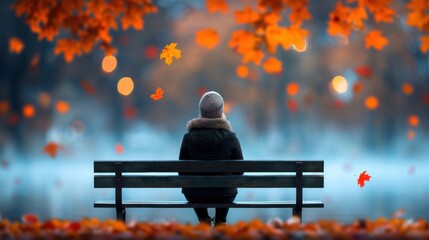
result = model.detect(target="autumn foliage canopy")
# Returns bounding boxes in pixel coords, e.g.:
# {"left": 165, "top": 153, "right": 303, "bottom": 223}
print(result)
{"left": 11, "top": 0, "right": 429, "bottom": 74}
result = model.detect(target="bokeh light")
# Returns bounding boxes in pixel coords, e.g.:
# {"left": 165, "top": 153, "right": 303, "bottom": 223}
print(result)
{"left": 402, "top": 83, "right": 414, "bottom": 95}
{"left": 408, "top": 114, "right": 419, "bottom": 127}
{"left": 38, "top": 92, "right": 51, "bottom": 109}
{"left": 365, "top": 96, "right": 379, "bottom": 110}
{"left": 407, "top": 130, "right": 415, "bottom": 140}
{"left": 286, "top": 82, "right": 300, "bottom": 96}
{"left": 0, "top": 100, "right": 10, "bottom": 114}
{"left": 22, "top": 104, "right": 35, "bottom": 118}
{"left": 117, "top": 77, "right": 134, "bottom": 96}
{"left": 101, "top": 55, "right": 117, "bottom": 73}
{"left": 331, "top": 76, "right": 348, "bottom": 94}
{"left": 56, "top": 101, "right": 70, "bottom": 114}
{"left": 236, "top": 65, "right": 248, "bottom": 78}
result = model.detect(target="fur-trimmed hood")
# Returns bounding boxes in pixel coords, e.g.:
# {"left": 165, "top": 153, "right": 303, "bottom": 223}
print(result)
{"left": 186, "top": 117, "right": 232, "bottom": 132}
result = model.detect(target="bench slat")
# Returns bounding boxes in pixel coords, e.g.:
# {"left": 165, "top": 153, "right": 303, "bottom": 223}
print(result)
{"left": 94, "top": 160, "right": 323, "bottom": 173}
{"left": 94, "top": 200, "right": 324, "bottom": 208}
{"left": 94, "top": 175, "right": 324, "bottom": 188}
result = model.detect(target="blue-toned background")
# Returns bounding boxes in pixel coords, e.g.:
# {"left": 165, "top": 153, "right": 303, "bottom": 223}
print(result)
{"left": 1, "top": 0, "right": 428, "bottom": 223}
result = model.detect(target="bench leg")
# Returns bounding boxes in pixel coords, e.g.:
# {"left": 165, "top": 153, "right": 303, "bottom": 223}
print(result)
{"left": 292, "top": 207, "right": 302, "bottom": 223}
{"left": 116, "top": 207, "right": 126, "bottom": 221}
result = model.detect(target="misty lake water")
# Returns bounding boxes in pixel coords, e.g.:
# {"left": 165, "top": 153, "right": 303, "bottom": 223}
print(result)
{"left": 1, "top": 158, "right": 428, "bottom": 224}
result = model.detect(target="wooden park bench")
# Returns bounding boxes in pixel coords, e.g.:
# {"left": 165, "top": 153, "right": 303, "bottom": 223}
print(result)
{"left": 94, "top": 160, "right": 324, "bottom": 222}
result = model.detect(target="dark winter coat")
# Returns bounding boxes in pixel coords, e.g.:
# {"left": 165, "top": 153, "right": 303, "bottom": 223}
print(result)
{"left": 179, "top": 117, "right": 244, "bottom": 197}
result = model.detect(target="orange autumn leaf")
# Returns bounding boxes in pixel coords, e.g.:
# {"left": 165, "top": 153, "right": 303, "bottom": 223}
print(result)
{"left": 263, "top": 57, "right": 282, "bottom": 73}
{"left": 357, "top": 170, "right": 371, "bottom": 188}
{"left": 195, "top": 28, "right": 220, "bottom": 49}
{"left": 160, "top": 43, "right": 181, "bottom": 65}
{"left": 234, "top": 6, "right": 259, "bottom": 24}
{"left": 43, "top": 142, "right": 62, "bottom": 158}
{"left": 420, "top": 35, "right": 429, "bottom": 53}
{"left": 206, "top": 0, "right": 228, "bottom": 13}
{"left": 22, "top": 104, "right": 36, "bottom": 118}
{"left": 150, "top": 87, "right": 164, "bottom": 101}
{"left": 365, "top": 30, "right": 388, "bottom": 50}
{"left": 9, "top": 37, "right": 25, "bottom": 54}
{"left": 408, "top": 114, "right": 419, "bottom": 127}
{"left": 115, "top": 143, "right": 124, "bottom": 154}
{"left": 236, "top": 65, "right": 249, "bottom": 78}
{"left": 242, "top": 50, "right": 265, "bottom": 65}
{"left": 327, "top": 2, "right": 352, "bottom": 36}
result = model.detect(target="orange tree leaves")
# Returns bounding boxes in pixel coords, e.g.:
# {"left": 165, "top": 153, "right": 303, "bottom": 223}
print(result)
{"left": 365, "top": 30, "right": 389, "bottom": 50}
{"left": 13, "top": 0, "right": 157, "bottom": 62}
{"left": 327, "top": 0, "right": 394, "bottom": 50}
{"left": 150, "top": 87, "right": 164, "bottom": 101}
{"left": 407, "top": 0, "right": 429, "bottom": 53}
{"left": 195, "top": 28, "right": 220, "bottom": 49}
{"left": 206, "top": 0, "right": 228, "bottom": 14}
{"left": 226, "top": 0, "right": 311, "bottom": 75}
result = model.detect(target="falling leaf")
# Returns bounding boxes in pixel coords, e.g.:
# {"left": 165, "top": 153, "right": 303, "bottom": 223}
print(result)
{"left": 195, "top": 28, "right": 220, "bottom": 49}
{"left": 365, "top": 30, "right": 388, "bottom": 50}
{"left": 236, "top": 65, "right": 249, "bottom": 78}
{"left": 357, "top": 170, "right": 371, "bottom": 188}
{"left": 9, "top": 37, "right": 25, "bottom": 54}
{"left": 160, "top": 43, "right": 181, "bottom": 65}
{"left": 150, "top": 87, "right": 164, "bottom": 101}
{"left": 30, "top": 54, "right": 41, "bottom": 68}
{"left": 43, "top": 142, "right": 62, "bottom": 158}
{"left": 206, "top": 0, "right": 228, "bottom": 13}
{"left": 22, "top": 214, "right": 39, "bottom": 224}
{"left": 263, "top": 57, "right": 282, "bottom": 73}
{"left": 234, "top": 6, "right": 259, "bottom": 24}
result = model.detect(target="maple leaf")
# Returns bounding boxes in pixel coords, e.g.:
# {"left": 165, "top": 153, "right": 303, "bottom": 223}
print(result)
{"left": 234, "top": 6, "right": 259, "bottom": 24}
{"left": 160, "top": 43, "right": 181, "bottom": 65}
{"left": 150, "top": 87, "right": 164, "bottom": 101}
{"left": 242, "top": 49, "right": 265, "bottom": 65}
{"left": 206, "top": 0, "right": 228, "bottom": 13}
{"left": 43, "top": 142, "right": 62, "bottom": 158}
{"left": 365, "top": 30, "right": 388, "bottom": 50}
{"left": 195, "top": 28, "right": 220, "bottom": 49}
{"left": 236, "top": 65, "right": 249, "bottom": 78}
{"left": 420, "top": 35, "right": 429, "bottom": 53}
{"left": 9, "top": 37, "right": 25, "bottom": 54}
{"left": 263, "top": 57, "right": 282, "bottom": 73}
{"left": 357, "top": 170, "right": 371, "bottom": 188}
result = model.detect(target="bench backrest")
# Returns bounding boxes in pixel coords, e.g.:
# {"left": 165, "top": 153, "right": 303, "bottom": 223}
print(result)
{"left": 94, "top": 160, "right": 324, "bottom": 189}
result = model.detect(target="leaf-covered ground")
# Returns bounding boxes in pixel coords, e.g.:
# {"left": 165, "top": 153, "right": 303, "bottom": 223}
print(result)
{"left": 1, "top": 215, "right": 428, "bottom": 239}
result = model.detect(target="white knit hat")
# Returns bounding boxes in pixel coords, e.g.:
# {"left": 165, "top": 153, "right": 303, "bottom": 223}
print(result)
{"left": 199, "top": 91, "right": 224, "bottom": 119}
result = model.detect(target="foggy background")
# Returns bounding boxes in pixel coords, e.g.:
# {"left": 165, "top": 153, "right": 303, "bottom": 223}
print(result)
{"left": 0, "top": 0, "right": 428, "bottom": 223}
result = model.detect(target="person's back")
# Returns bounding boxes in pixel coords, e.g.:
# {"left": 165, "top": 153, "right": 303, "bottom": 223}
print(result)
{"left": 179, "top": 91, "right": 243, "bottom": 226}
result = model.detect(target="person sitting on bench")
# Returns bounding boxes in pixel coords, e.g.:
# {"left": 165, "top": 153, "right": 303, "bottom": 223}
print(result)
{"left": 179, "top": 91, "right": 244, "bottom": 226}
